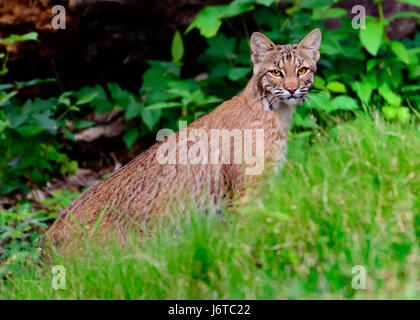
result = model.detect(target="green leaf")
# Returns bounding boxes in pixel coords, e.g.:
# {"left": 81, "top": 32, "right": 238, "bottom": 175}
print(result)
{"left": 123, "top": 126, "right": 140, "bottom": 149}
{"left": 186, "top": 5, "right": 227, "bottom": 38}
{"left": 397, "top": 107, "right": 410, "bottom": 123}
{"left": 319, "top": 37, "right": 344, "bottom": 56}
{"left": 76, "top": 92, "right": 98, "bottom": 105}
{"left": 63, "top": 130, "right": 76, "bottom": 142}
{"left": 141, "top": 61, "right": 180, "bottom": 104}
{"left": 330, "top": 95, "right": 359, "bottom": 111}
{"left": 227, "top": 67, "right": 251, "bottom": 81}
{"left": 45, "top": 149, "right": 62, "bottom": 161}
{"left": 190, "top": 90, "right": 204, "bottom": 105}
{"left": 390, "top": 41, "right": 410, "bottom": 64}
{"left": 75, "top": 85, "right": 104, "bottom": 99}
{"left": 39, "top": 158, "right": 53, "bottom": 171}
{"left": 225, "top": 0, "right": 254, "bottom": 18}
{"left": 407, "top": 47, "right": 420, "bottom": 55}
{"left": 407, "top": 52, "right": 420, "bottom": 75}
{"left": 167, "top": 88, "right": 191, "bottom": 104}
{"left": 304, "top": 92, "right": 332, "bottom": 112}
{"left": 11, "top": 32, "right": 38, "bottom": 42}
{"left": 366, "top": 59, "right": 380, "bottom": 71}
{"left": 382, "top": 106, "right": 397, "bottom": 120}
{"left": 312, "top": 8, "right": 347, "bottom": 20}
{"left": 209, "top": 62, "right": 230, "bottom": 78}
{"left": 394, "top": 0, "right": 420, "bottom": 8}
{"left": 6, "top": 106, "right": 27, "bottom": 128}
{"left": 15, "top": 124, "right": 43, "bottom": 137}
{"left": 14, "top": 77, "right": 55, "bottom": 88}
{"left": 125, "top": 95, "right": 141, "bottom": 120}
{"left": 353, "top": 81, "right": 372, "bottom": 105}
{"left": 74, "top": 85, "right": 110, "bottom": 112}
{"left": 324, "top": 8, "right": 347, "bottom": 18}
{"left": 58, "top": 95, "right": 71, "bottom": 107}
{"left": 0, "top": 91, "right": 17, "bottom": 106}
{"left": 314, "top": 77, "right": 325, "bottom": 89}
{"left": 0, "top": 83, "right": 14, "bottom": 91}
{"left": 360, "top": 17, "right": 384, "bottom": 56}
{"left": 171, "top": 30, "right": 184, "bottom": 63}
{"left": 293, "top": 113, "right": 318, "bottom": 129}
{"left": 0, "top": 119, "right": 9, "bottom": 133}
{"left": 186, "top": 1, "right": 257, "bottom": 37}
{"left": 0, "top": 68, "right": 9, "bottom": 76}
{"left": 200, "top": 96, "right": 222, "bottom": 106}
{"left": 25, "top": 98, "right": 55, "bottom": 113}
{"left": 365, "top": 72, "right": 378, "bottom": 89}
{"left": 327, "top": 81, "right": 346, "bottom": 93}
{"left": 378, "top": 83, "right": 402, "bottom": 107}
{"left": 0, "top": 32, "right": 38, "bottom": 44}
{"left": 401, "top": 84, "right": 420, "bottom": 93}
{"left": 145, "top": 102, "right": 183, "bottom": 110}
{"left": 141, "top": 108, "right": 161, "bottom": 131}
{"left": 204, "top": 33, "right": 237, "bottom": 61}
{"left": 256, "top": 0, "right": 276, "bottom": 6}
{"left": 390, "top": 11, "right": 420, "bottom": 20}
{"left": 300, "top": 0, "right": 334, "bottom": 9}
{"left": 409, "top": 65, "right": 420, "bottom": 79}
{"left": 32, "top": 112, "right": 56, "bottom": 132}
{"left": 107, "top": 83, "right": 126, "bottom": 102}
{"left": 167, "top": 79, "right": 194, "bottom": 92}
{"left": 73, "top": 120, "right": 96, "bottom": 129}
{"left": 69, "top": 105, "right": 80, "bottom": 112}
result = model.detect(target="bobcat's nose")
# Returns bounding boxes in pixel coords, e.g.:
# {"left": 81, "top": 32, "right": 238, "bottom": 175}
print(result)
{"left": 286, "top": 86, "right": 298, "bottom": 94}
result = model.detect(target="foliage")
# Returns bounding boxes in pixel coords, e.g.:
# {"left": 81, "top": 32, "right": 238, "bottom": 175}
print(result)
{"left": 0, "top": 33, "right": 75, "bottom": 194}
{"left": 2, "top": 115, "right": 420, "bottom": 298}
{"left": 0, "top": 189, "right": 79, "bottom": 274}
{"left": 40, "top": 189, "right": 80, "bottom": 218}
{"left": 0, "top": 202, "right": 49, "bottom": 275}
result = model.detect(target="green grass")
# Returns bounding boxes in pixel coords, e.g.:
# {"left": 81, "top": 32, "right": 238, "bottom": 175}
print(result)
{"left": 1, "top": 114, "right": 420, "bottom": 299}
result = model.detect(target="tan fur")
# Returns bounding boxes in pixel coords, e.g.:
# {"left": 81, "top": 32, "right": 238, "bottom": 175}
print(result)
{"left": 45, "top": 29, "right": 321, "bottom": 250}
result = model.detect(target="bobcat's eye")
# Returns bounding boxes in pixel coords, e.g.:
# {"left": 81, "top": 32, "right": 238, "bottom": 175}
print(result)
{"left": 297, "top": 67, "right": 308, "bottom": 76}
{"left": 270, "top": 69, "right": 283, "bottom": 77}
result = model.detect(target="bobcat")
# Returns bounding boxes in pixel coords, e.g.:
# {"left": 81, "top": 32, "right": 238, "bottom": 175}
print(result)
{"left": 45, "top": 29, "right": 322, "bottom": 250}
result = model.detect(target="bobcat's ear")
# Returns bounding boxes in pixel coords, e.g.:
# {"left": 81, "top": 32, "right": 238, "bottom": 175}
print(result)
{"left": 297, "top": 28, "right": 322, "bottom": 63}
{"left": 250, "top": 32, "right": 277, "bottom": 65}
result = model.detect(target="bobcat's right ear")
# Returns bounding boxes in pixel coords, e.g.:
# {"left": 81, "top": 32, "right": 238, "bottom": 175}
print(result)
{"left": 297, "top": 28, "right": 322, "bottom": 63}
{"left": 250, "top": 32, "right": 277, "bottom": 65}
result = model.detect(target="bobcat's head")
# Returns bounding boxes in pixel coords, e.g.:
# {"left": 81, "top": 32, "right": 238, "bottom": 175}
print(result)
{"left": 250, "top": 28, "right": 321, "bottom": 110}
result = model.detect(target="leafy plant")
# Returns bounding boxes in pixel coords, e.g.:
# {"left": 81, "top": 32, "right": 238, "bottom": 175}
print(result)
{"left": 0, "top": 202, "right": 50, "bottom": 275}
{"left": 0, "top": 32, "right": 55, "bottom": 105}
{"left": 41, "top": 189, "right": 80, "bottom": 218}
{"left": 0, "top": 33, "right": 79, "bottom": 194}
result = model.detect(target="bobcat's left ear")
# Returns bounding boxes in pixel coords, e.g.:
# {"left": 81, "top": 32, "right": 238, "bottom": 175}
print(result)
{"left": 297, "top": 28, "right": 322, "bottom": 63}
